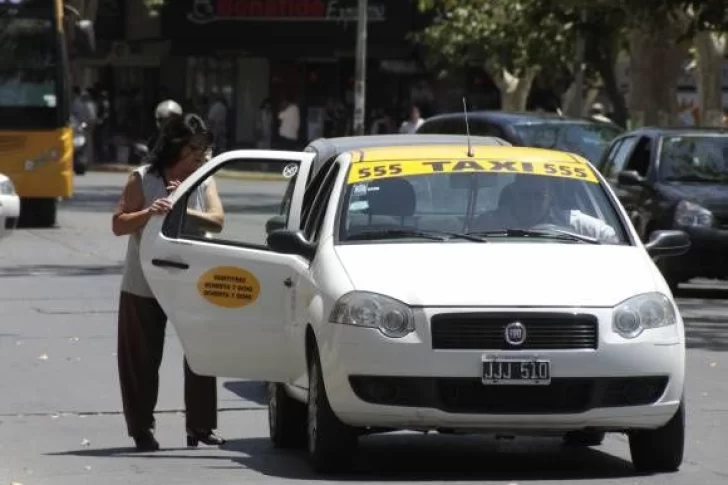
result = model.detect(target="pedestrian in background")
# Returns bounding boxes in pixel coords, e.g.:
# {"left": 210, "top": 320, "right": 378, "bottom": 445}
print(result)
{"left": 149, "top": 99, "right": 183, "bottom": 150}
{"left": 255, "top": 97, "right": 273, "bottom": 149}
{"left": 276, "top": 94, "right": 300, "bottom": 150}
{"left": 399, "top": 104, "right": 424, "bottom": 133}
{"left": 112, "top": 113, "right": 225, "bottom": 452}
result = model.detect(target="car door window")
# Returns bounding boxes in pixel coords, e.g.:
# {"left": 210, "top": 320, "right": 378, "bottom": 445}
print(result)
{"left": 171, "top": 157, "right": 305, "bottom": 249}
{"left": 597, "top": 139, "right": 623, "bottom": 172}
{"left": 605, "top": 137, "right": 638, "bottom": 179}
{"left": 304, "top": 163, "right": 340, "bottom": 243}
{"left": 299, "top": 156, "right": 336, "bottom": 229}
{"left": 624, "top": 136, "right": 652, "bottom": 177}
{"left": 470, "top": 120, "right": 505, "bottom": 138}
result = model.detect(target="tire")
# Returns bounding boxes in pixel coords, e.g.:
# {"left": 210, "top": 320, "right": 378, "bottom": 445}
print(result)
{"left": 74, "top": 162, "right": 87, "bottom": 175}
{"left": 18, "top": 198, "right": 57, "bottom": 228}
{"left": 307, "top": 347, "right": 358, "bottom": 473}
{"left": 629, "top": 401, "right": 685, "bottom": 473}
{"left": 268, "top": 382, "right": 306, "bottom": 449}
{"left": 563, "top": 430, "right": 605, "bottom": 447}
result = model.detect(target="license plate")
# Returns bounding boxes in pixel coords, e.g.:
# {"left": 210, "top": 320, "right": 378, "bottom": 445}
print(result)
{"left": 482, "top": 356, "right": 551, "bottom": 385}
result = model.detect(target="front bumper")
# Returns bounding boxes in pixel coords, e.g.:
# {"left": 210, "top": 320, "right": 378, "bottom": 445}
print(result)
{"left": 661, "top": 225, "right": 728, "bottom": 280}
{"left": 317, "top": 306, "right": 684, "bottom": 433}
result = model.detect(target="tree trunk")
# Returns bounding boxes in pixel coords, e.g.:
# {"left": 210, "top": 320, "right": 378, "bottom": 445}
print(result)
{"left": 489, "top": 67, "right": 539, "bottom": 111}
{"left": 627, "top": 16, "right": 691, "bottom": 128}
{"left": 594, "top": 50, "right": 629, "bottom": 128}
{"left": 694, "top": 31, "right": 726, "bottom": 127}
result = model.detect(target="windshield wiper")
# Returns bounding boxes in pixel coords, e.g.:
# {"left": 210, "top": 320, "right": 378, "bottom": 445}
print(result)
{"left": 347, "top": 228, "right": 487, "bottom": 242}
{"left": 467, "top": 228, "right": 601, "bottom": 244}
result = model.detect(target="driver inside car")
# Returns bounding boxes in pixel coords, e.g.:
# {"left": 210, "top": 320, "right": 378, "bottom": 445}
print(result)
{"left": 472, "top": 174, "right": 620, "bottom": 244}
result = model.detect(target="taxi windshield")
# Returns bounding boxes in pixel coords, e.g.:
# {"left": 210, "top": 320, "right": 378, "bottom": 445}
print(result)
{"left": 337, "top": 158, "right": 628, "bottom": 245}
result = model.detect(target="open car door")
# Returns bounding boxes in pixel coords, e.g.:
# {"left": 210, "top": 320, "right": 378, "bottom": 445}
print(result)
{"left": 140, "top": 150, "right": 314, "bottom": 381}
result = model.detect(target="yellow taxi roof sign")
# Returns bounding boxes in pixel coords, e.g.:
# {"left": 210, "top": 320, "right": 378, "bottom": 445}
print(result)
{"left": 355, "top": 145, "right": 586, "bottom": 164}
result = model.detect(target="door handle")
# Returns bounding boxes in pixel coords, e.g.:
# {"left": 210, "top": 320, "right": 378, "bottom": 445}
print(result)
{"left": 283, "top": 277, "right": 293, "bottom": 287}
{"left": 152, "top": 258, "right": 189, "bottom": 270}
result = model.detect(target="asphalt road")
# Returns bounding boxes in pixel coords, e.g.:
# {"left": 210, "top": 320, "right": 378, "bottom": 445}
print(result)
{"left": 1, "top": 171, "right": 727, "bottom": 485}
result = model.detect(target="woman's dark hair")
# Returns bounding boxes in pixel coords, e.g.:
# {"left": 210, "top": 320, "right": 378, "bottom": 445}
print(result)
{"left": 148, "top": 113, "right": 212, "bottom": 174}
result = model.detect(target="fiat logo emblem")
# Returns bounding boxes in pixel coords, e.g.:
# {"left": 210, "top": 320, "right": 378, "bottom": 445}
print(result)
{"left": 504, "top": 322, "right": 527, "bottom": 346}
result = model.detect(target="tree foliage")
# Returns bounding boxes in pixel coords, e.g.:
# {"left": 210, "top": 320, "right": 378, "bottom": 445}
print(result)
{"left": 142, "top": 0, "right": 164, "bottom": 16}
{"left": 415, "top": 0, "right": 579, "bottom": 79}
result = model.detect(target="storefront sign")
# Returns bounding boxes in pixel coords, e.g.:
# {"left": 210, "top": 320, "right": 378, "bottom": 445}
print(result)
{"left": 187, "top": 0, "right": 387, "bottom": 24}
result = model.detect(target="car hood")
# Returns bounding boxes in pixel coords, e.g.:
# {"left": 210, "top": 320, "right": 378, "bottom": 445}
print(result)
{"left": 334, "top": 243, "right": 658, "bottom": 307}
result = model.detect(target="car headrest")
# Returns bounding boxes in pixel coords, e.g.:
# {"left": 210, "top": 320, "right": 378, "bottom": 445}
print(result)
{"left": 367, "top": 178, "right": 416, "bottom": 217}
{"left": 498, "top": 181, "right": 519, "bottom": 209}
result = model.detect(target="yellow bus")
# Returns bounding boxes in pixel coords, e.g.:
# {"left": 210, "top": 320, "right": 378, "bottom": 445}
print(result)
{"left": 0, "top": 0, "right": 94, "bottom": 227}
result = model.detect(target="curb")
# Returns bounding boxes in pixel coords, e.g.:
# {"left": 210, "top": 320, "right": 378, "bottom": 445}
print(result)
{"left": 87, "top": 164, "right": 287, "bottom": 182}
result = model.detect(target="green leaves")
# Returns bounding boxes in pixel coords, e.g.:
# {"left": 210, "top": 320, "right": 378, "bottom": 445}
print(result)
{"left": 415, "top": 0, "right": 579, "bottom": 76}
{"left": 416, "top": 0, "right": 725, "bottom": 81}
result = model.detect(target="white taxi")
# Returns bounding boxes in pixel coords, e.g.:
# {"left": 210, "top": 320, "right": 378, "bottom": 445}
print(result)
{"left": 140, "top": 141, "right": 690, "bottom": 474}
{"left": 0, "top": 172, "right": 20, "bottom": 239}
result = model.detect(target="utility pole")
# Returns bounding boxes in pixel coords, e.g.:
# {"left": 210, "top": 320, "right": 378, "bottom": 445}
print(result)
{"left": 353, "top": 0, "right": 368, "bottom": 135}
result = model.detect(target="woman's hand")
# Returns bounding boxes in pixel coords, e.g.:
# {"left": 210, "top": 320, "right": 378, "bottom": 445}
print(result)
{"left": 166, "top": 180, "right": 181, "bottom": 193}
{"left": 148, "top": 197, "right": 172, "bottom": 214}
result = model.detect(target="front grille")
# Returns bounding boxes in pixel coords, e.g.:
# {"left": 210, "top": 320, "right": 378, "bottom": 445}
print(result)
{"left": 431, "top": 312, "right": 598, "bottom": 350}
{"left": 349, "top": 376, "right": 669, "bottom": 414}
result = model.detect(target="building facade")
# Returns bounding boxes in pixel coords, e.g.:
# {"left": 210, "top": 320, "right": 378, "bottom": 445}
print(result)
{"left": 158, "top": 0, "right": 432, "bottom": 148}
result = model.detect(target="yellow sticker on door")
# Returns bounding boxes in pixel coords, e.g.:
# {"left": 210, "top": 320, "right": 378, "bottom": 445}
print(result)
{"left": 197, "top": 266, "right": 261, "bottom": 308}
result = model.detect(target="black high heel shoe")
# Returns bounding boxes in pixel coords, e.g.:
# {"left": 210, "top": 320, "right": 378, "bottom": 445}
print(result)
{"left": 186, "top": 428, "right": 226, "bottom": 447}
{"left": 133, "top": 430, "right": 160, "bottom": 452}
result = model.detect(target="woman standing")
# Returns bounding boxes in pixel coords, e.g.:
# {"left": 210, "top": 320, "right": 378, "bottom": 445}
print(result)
{"left": 112, "top": 113, "right": 225, "bottom": 451}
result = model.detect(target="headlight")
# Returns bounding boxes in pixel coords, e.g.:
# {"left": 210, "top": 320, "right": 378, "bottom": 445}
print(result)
{"left": 674, "top": 200, "right": 713, "bottom": 227}
{"left": 329, "top": 291, "right": 415, "bottom": 338}
{"left": 612, "top": 292, "right": 677, "bottom": 339}
{"left": 73, "top": 135, "right": 86, "bottom": 148}
{"left": 0, "top": 178, "right": 15, "bottom": 195}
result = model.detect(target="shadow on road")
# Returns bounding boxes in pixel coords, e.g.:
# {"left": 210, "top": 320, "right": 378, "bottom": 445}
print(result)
{"left": 61, "top": 185, "right": 122, "bottom": 213}
{"left": 676, "top": 285, "right": 728, "bottom": 300}
{"left": 685, "top": 319, "right": 728, "bottom": 351}
{"left": 48, "top": 434, "right": 641, "bottom": 481}
{"left": 0, "top": 263, "right": 123, "bottom": 277}
{"left": 223, "top": 380, "right": 268, "bottom": 405}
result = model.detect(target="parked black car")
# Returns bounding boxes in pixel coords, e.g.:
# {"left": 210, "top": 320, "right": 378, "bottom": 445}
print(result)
{"left": 597, "top": 127, "right": 728, "bottom": 290}
{"left": 416, "top": 111, "right": 624, "bottom": 166}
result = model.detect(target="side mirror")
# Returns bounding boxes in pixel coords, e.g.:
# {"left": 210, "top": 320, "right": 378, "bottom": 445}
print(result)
{"left": 265, "top": 215, "right": 287, "bottom": 235}
{"left": 618, "top": 170, "right": 645, "bottom": 186}
{"left": 645, "top": 230, "right": 690, "bottom": 259}
{"left": 267, "top": 229, "right": 316, "bottom": 259}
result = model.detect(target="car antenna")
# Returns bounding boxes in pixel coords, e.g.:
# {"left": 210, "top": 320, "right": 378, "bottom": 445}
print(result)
{"left": 462, "top": 96, "right": 474, "bottom": 157}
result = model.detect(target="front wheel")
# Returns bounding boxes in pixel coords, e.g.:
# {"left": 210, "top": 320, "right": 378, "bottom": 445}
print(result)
{"left": 307, "top": 348, "right": 358, "bottom": 473}
{"left": 629, "top": 401, "right": 685, "bottom": 473}
{"left": 268, "top": 382, "right": 306, "bottom": 449}
{"left": 18, "top": 198, "right": 57, "bottom": 228}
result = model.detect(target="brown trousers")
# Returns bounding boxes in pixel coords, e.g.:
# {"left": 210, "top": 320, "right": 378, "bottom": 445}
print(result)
{"left": 117, "top": 291, "right": 217, "bottom": 437}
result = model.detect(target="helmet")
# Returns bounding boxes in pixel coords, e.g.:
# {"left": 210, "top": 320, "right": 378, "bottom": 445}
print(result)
{"left": 155, "top": 99, "right": 183, "bottom": 127}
